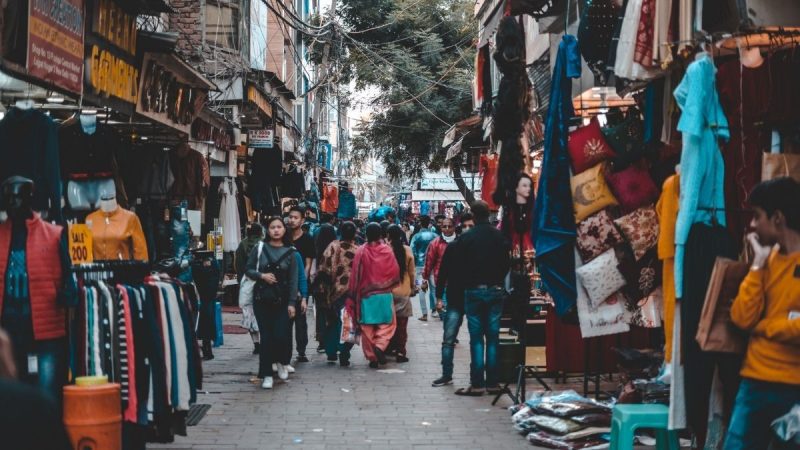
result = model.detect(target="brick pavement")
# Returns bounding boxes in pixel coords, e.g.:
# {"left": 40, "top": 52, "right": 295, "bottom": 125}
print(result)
{"left": 150, "top": 303, "right": 549, "bottom": 450}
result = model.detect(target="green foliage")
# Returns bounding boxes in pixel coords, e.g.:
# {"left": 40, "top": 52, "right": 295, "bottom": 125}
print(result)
{"left": 336, "top": 0, "right": 476, "bottom": 181}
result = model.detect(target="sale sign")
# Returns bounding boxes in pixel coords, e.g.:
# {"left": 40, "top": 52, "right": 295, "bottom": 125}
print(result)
{"left": 68, "top": 224, "right": 94, "bottom": 265}
{"left": 27, "top": 0, "right": 85, "bottom": 95}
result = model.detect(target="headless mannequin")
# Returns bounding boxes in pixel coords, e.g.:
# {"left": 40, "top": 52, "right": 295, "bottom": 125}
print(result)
{"left": 79, "top": 112, "right": 97, "bottom": 135}
{"left": 86, "top": 193, "right": 148, "bottom": 261}
{"left": 737, "top": 40, "right": 764, "bottom": 69}
{"left": 0, "top": 176, "right": 72, "bottom": 405}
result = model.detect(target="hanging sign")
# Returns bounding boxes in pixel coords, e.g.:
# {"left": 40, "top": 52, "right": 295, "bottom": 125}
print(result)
{"left": 249, "top": 129, "right": 274, "bottom": 149}
{"left": 68, "top": 224, "right": 94, "bottom": 264}
{"left": 27, "top": 0, "right": 85, "bottom": 95}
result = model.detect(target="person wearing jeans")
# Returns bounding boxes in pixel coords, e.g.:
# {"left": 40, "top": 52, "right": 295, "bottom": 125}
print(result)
{"left": 726, "top": 179, "right": 800, "bottom": 450}
{"left": 443, "top": 201, "right": 510, "bottom": 396}
{"left": 410, "top": 216, "right": 437, "bottom": 321}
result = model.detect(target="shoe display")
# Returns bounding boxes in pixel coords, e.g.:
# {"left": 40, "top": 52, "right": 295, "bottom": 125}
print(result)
{"left": 261, "top": 377, "right": 273, "bottom": 389}
{"left": 431, "top": 376, "right": 453, "bottom": 387}
{"left": 275, "top": 363, "right": 289, "bottom": 381}
{"left": 296, "top": 354, "right": 310, "bottom": 363}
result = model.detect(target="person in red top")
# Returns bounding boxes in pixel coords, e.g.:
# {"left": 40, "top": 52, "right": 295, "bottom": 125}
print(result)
{"left": 422, "top": 218, "right": 456, "bottom": 320}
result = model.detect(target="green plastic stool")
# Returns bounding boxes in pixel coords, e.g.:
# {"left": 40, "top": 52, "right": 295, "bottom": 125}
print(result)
{"left": 610, "top": 404, "right": 680, "bottom": 450}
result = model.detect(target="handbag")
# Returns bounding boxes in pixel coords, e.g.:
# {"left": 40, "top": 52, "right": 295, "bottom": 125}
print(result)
{"left": 359, "top": 293, "right": 394, "bottom": 325}
{"left": 695, "top": 257, "right": 750, "bottom": 354}
{"left": 762, "top": 152, "right": 800, "bottom": 183}
{"left": 238, "top": 242, "right": 261, "bottom": 332}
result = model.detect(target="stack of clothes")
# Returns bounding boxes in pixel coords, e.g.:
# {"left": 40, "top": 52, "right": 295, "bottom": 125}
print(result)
{"left": 510, "top": 391, "right": 612, "bottom": 449}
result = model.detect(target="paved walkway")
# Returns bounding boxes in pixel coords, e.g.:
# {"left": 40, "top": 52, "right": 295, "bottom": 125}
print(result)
{"left": 150, "top": 302, "right": 532, "bottom": 450}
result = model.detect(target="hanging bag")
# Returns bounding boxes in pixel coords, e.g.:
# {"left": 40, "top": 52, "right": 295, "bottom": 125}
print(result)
{"left": 694, "top": 257, "right": 750, "bottom": 353}
{"left": 253, "top": 247, "right": 295, "bottom": 308}
{"left": 238, "top": 242, "right": 262, "bottom": 332}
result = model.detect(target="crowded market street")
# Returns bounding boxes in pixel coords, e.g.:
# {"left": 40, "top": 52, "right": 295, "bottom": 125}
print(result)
{"left": 150, "top": 306, "right": 532, "bottom": 450}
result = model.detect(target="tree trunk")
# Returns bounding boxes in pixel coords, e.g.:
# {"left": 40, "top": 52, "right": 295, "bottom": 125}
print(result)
{"left": 450, "top": 159, "right": 476, "bottom": 205}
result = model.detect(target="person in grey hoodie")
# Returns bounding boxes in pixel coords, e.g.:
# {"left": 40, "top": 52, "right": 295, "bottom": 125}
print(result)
{"left": 246, "top": 216, "right": 299, "bottom": 389}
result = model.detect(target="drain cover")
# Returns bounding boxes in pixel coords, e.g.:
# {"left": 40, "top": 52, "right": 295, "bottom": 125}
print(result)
{"left": 186, "top": 404, "right": 211, "bottom": 426}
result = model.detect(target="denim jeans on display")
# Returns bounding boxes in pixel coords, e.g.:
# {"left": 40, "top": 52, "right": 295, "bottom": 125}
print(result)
{"left": 724, "top": 379, "right": 800, "bottom": 450}
{"left": 441, "top": 306, "right": 464, "bottom": 379}
{"left": 464, "top": 286, "right": 505, "bottom": 388}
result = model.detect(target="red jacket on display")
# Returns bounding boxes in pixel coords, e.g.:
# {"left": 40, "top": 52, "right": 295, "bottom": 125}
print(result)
{"left": 0, "top": 215, "right": 66, "bottom": 340}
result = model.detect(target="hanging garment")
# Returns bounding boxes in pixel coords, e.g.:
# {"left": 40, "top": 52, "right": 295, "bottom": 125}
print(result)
{"left": 531, "top": 35, "right": 580, "bottom": 317}
{"left": 0, "top": 108, "right": 63, "bottom": 222}
{"left": 190, "top": 254, "right": 219, "bottom": 342}
{"left": 248, "top": 148, "right": 282, "bottom": 213}
{"left": 280, "top": 165, "right": 305, "bottom": 198}
{"left": 480, "top": 154, "right": 499, "bottom": 211}
{"left": 656, "top": 174, "right": 679, "bottom": 363}
{"left": 169, "top": 146, "right": 209, "bottom": 210}
{"left": 716, "top": 57, "right": 772, "bottom": 248}
{"left": 86, "top": 207, "right": 149, "bottom": 262}
{"left": 59, "top": 122, "right": 119, "bottom": 180}
{"left": 218, "top": 179, "right": 241, "bottom": 252}
{"left": 133, "top": 146, "right": 174, "bottom": 201}
{"left": 614, "top": 0, "right": 661, "bottom": 80}
{"left": 578, "top": 0, "right": 618, "bottom": 83}
{"left": 652, "top": 0, "right": 673, "bottom": 63}
{"left": 321, "top": 184, "right": 339, "bottom": 213}
{"left": 672, "top": 52, "right": 729, "bottom": 300}
{"left": 337, "top": 189, "right": 357, "bottom": 219}
{"left": 634, "top": 0, "right": 656, "bottom": 67}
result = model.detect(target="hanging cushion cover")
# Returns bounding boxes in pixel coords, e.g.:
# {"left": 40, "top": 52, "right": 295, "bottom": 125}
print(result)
{"left": 601, "top": 112, "right": 644, "bottom": 163}
{"left": 576, "top": 209, "right": 624, "bottom": 263}
{"left": 575, "top": 248, "right": 627, "bottom": 307}
{"left": 614, "top": 205, "right": 659, "bottom": 260}
{"left": 617, "top": 247, "right": 661, "bottom": 302}
{"left": 605, "top": 163, "right": 659, "bottom": 213}
{"left": 567, "top": 118, "right": 617, "bottom": 174}
{"left": 571, "top": 163, "right": 619, "bottom": 222}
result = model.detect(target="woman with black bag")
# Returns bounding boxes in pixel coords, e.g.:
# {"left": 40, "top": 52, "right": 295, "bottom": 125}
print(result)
{"left": 245, "top": 216, "right": 299, "bottom": 389}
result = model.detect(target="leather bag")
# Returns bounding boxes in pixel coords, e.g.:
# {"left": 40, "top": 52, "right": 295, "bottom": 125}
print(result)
{"left": 695, "top": 257, "right": 749, "bottom": 354}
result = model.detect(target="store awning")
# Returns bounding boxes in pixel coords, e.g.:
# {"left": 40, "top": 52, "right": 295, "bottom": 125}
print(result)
{"left": 411, "top": 191, "right": 466, "bottom": 202}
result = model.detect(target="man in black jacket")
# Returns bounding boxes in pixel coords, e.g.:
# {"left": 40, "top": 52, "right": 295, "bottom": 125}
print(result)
{"left": 442, "top": 201, "right": 511, "bottom": 396}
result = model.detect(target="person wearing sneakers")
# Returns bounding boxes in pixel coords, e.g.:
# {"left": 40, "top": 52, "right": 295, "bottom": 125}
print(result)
{"left": 410, "top": 215, "right": 438, "bottom": 321}
{"left": 421, "top": 217, "right": 456, "bottom": 321}
{"left": 245, "top": 216, "right": 299, "bottom": 389}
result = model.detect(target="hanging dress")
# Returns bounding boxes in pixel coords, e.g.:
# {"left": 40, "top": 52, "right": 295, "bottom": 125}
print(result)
{"left": 219, "top": 179, "right": 241, "bottom": 252}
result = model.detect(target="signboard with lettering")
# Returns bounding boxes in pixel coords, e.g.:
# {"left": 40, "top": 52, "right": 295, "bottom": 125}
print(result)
{"left": 68, "top": 224, "right": 94, "bottom": 264}
{"left": 249, "top": 129, "right": 274, "bottom": 148}
{"left": 27, "top": 0, "right": 85, "bottom": 94}
{"left": 82, "top": 0, "right": 140, "bottom": 114}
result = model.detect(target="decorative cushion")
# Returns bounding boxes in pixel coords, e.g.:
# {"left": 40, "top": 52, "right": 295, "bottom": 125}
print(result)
{"left": 576, "top": 209, "right": 624, "bottom": 263}
{"left": 617, "top": 248, "right": 662, "bottom": 303}
{"left": 601, "top": 111, "right": 644, "bottom": 163}
{"left": 571, "top": 163, "right": 619, "bottom": 223}
{"left": 576, "top": 248, "right": 627, "bottom": 308}
{"left": 568, "top": 118, "right": 617, "bottom": 174}
{"left": 614, "top": 206, "right": 659, "bottom": 260}
{"left": 605, "top": 164, "right": 659, "bottom": 213}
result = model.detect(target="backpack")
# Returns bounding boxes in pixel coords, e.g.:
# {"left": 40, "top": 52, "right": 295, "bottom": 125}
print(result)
{"left": 253, "top": 247, "right": 295, "bottom": 307}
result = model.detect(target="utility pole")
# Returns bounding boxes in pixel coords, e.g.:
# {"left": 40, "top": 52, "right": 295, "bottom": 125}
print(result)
{"left": 310, "top": 0, "right": 336, "bottom": 170}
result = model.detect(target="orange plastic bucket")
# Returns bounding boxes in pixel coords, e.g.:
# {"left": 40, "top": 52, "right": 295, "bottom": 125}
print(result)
{"left": 63, "top": 382, "right": 122, "bottom": 450}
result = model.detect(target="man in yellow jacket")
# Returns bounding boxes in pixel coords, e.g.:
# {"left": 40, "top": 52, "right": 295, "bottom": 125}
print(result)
{"left": 727, "top": 177, "right": 800, "bottom": 450}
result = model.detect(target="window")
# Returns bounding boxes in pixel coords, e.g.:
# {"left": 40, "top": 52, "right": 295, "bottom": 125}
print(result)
{"left": 206, "top": 1, "right": 239, "bottom": 50}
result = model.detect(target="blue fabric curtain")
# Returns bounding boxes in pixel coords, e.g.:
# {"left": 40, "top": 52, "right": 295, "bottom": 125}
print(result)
{"left": 531, "top": 35, "right": 581, "bottom": 316}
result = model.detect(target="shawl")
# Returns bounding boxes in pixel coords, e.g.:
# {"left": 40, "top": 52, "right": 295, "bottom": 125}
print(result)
{"left": 531, "top": 35, "right": 580, "bottom": 317}
{"left": 349, "top": 242, "right": 400, "bottom": 303}
{"left": 317, "top": 240, "right": 360, "bottom": 307}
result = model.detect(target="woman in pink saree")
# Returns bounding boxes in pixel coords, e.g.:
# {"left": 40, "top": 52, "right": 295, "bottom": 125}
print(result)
{"left": 349, "top": 223, "right": 400, "bottom": 368}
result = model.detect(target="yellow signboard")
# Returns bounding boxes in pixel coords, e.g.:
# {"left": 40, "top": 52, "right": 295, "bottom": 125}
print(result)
{"left": 68, "top": 224, "right": 94, "bottom": 265}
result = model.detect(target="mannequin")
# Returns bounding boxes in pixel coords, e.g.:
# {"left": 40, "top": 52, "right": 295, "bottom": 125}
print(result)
{"left": 79, "top": 110, "right": 97, "bottom": 135}
{"left": 502, "top": 173, "right": 535, "bottom": 335}
{"left": 85, "top": 193, "right": 148, "bottom": 261}
{"left": 737, "top": 39, "right": 764, "bottom": 69}
{"left": 0, "top": 176, "right": 76, "bottom": 405}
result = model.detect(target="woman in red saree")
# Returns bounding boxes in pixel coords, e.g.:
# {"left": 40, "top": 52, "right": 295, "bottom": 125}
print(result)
{"left": 349, "top": 223, "right": 400, "bottom": 368}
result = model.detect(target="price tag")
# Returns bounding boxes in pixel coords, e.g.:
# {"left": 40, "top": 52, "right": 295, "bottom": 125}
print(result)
{"left": 68, "top": 224, "right": 94, "bottom": 265}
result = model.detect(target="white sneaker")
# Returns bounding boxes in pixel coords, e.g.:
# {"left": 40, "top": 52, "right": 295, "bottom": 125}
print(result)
{"left": 286, "top": 364, "right": 295, "bottom": 373}
{"left": 261, "top": 377, "right": 273, "bottom": 389}
{"left": 272, "top": 363, "right": 277, "bottom": 371}
{"left": 275, "top": 363, "right": 289, "bottom": 380}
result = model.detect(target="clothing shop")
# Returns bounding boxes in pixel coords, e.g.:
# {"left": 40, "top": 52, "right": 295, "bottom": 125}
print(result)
{"left": 464, "top": 0, "right": 800, "bottom": 448}
{"left": 0, "top": 0, "right": 227, "bottom": 448}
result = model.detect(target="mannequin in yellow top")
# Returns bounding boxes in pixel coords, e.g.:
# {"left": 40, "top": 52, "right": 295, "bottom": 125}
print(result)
{"left": 85, "top": 194, "right": 148, "bottom": 261}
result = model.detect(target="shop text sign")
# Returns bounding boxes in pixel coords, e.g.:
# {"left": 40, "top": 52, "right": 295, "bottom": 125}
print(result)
{"left": 27, "top": 0, "right": 85, "bottom": 95}
{"left": 249, "top": 129, "right": 274, "bottom": 149}
{"left": 68, "top": 224, "right": 94, "bottom": 264}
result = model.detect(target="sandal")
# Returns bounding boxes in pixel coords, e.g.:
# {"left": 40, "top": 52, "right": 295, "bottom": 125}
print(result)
{"left": 486, "top": 386, "right": 504, "bottom": 395}
{"left": 454, "top": 386, "right": 485, "bottom": 396}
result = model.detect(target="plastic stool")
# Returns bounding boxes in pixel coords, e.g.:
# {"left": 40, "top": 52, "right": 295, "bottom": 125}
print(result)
{"left": 610, "top": 404, "right": 679, "bottom": 450}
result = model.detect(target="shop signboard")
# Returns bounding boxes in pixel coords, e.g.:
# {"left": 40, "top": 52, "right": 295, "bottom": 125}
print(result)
{"left": 27, "top": 0, "right": 85, "bottom": 95}
{"left": 83, "top": 0, "right": 140, "bottom": 115}
{"left": 249, "top": 129, "right": 274, "bottom": 149}
{"left": 68, "top": 224, "right": 94, "bottom": 264}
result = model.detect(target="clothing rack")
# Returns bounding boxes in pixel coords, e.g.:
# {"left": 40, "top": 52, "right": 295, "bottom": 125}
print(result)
{"left": 72, "top": 260, "right": 152, "bottom": 284}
